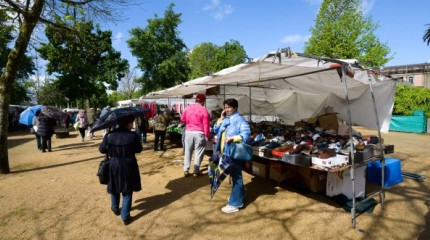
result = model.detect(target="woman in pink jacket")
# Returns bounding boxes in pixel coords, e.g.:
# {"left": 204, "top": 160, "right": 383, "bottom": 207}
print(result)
{"left": 180, "top": 94, "right": 210, "bottom": 177}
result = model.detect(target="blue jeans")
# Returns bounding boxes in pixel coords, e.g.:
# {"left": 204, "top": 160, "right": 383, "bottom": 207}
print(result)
{"left": 228, "top": 160, "right": 244, "bottom": 208}
{"left": 111, "top": 193, "right": 132, "bottom": 220}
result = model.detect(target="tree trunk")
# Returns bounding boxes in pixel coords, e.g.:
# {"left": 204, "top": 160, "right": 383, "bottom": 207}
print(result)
{"left": 0, "top": 0, "right": 45, "bottom": 174}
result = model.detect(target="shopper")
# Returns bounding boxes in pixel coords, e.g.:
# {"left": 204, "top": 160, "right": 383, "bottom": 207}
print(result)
{"left": 76, "top": 109, "right": 89, "bottom": 142}
{"left": 213, "top": 98, "right": 251, "bottom": 214}
{"left": 32, "top": 110, "right": 42, "bottom": 150}
{"left": 154, "top": 109, "right": 171, "bottom": 151}
{"left": 99, "top": 115, "right": 142, "bottom": 225}
{"left": 37, "top": 113, "right": 56, "bottom": 152}
{"left": 86, "top": 107, "right": 96, "bottom": 139}
{"left": 180, "top": 94, "right": 210, "bottom": 177}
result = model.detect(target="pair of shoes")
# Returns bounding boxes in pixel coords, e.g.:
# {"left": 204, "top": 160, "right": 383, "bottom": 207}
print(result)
{"left": 221, "top": 205, "right": 239, "bottom": 214}
{"left": 123, "top": 216, "right": 132, "bottom": 225}
{"left": 184, "top": 171, "right": 191, "bottom": 177}
{"left": 111, "top": 207, "right": 120, "bottom": 216}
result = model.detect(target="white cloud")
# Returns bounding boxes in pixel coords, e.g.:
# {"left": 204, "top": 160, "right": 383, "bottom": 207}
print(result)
{"left": 112, "top": 32, "right": 123, "bottom": 47}
{"left": 361, "top": 0, "right": 375, "bottom": 14}
{"left": 203, "top": 0, "right": 233, "bottom": 21}
{"left": 281, "top": 34, "right": 310, "bottom": 44}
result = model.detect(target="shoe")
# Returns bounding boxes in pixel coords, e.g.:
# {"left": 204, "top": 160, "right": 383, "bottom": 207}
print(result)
{"left": 48, "top": 149, "right": 52, "bottom": 152}
{"left": 221, "top": 205, "right": 239, "bottom": 214}
{"left": 184, "top": 171, "right": 190, "bottom": 177}
{"left": 42, "top": 150, "right": 46, "bottom": 153}
{"left": 123, "top": 216, "right": 132, "bottom": 225}
{"left": 111, "top": 207, "right": 120, "bottom": 216}
{"left": 81, "top": 138, "right": 84, "bottom": 142}
{"left": 193, "top": 172, "right": 200, "bottom": 178}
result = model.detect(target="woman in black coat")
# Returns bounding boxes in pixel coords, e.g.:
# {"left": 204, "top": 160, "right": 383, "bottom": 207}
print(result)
{"left": 37, "top": 114, "right": 55, "bottom": 152}
{"left": 99, "top": 115, "right": 142, "bottom": 225}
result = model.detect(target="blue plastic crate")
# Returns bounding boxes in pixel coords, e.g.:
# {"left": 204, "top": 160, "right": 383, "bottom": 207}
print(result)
{"left": 366, "top": 158, "right": 403, "bottom": 187}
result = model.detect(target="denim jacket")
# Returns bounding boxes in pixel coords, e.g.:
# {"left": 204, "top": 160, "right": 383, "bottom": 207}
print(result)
{"left": 213, "top": 111, "right": 251, "bottom": 154}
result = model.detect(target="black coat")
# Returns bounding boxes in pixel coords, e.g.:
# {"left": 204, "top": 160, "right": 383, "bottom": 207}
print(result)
{"left": 99, "top": 127, "right": 143, "bottom": 194}
{"left": 37, "top": 115, "right": 55, "bottom": 137}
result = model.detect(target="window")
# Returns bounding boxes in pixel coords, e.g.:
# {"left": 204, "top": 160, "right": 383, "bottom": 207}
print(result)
{"left": 408, "top": 76, "right": 414, "bottom": 84}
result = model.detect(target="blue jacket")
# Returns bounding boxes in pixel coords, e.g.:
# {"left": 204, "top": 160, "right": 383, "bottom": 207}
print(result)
{"left": 213, "top": 111, "right": 251, "bottom": 153}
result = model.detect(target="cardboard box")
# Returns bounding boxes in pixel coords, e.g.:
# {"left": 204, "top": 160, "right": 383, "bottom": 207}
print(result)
{"left": 326, "top": 165, "right": 366, "bottom": 199}
{"left": 312, "top": 155, "right": 349, "bottom": 169}
{"left": 252, "top": 161, "right": 267, "bottom": 179}
{"left": 306, "top": 170, "right": 327, "bottom": 193}
{"left": 317, "top": 113, "right": 339, "bottom": 132}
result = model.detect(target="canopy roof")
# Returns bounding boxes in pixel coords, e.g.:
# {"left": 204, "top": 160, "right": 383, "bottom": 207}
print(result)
{"left": 142, "top": 49, "right": 396, "bottom": 132}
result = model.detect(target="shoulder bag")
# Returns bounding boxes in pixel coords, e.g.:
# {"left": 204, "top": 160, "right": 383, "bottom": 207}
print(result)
{"left": 97, "top": 154, "right": 110, "bottom": 184}
{"left": 228, "top": 142, "right": 253, "bottom": 161}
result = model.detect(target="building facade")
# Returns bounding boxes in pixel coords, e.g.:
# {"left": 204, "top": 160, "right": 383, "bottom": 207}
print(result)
{"left": 381, "top": 63, "right": 430, "bottom": 88}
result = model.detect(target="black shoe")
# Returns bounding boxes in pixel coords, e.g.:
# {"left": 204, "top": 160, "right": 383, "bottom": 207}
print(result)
{"left": 48, "top": 149, "right": 52, "bottom": 152}
{"left": 123, "top": 216, "right": 132, "bottom": 225}
{"left": 111, "top": 207, "right": 120, "bottom": 216}
{"left": 42, "top": 150, "right": 46, "bottom": 153}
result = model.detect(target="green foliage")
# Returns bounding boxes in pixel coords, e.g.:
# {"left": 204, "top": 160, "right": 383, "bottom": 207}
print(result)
{"left": 189, "top": 40, "right": 247, "bottom": 79}
{"left": 393, "top": 85, "right": 430, "bottom": 118}
{"left": 424, "top": 23, "right": 430, "bottom": 46}
{"left": 37, "top": 19, "right": 129, "bottom": 108}
{"left": 36, "top": 80, "right": 67, "bottom": 106}
{"left": 304, "top": 0, "right": 391, "bottom": 67}
{"left": 127, "top": 3, "right": 190, "bottom": 93}
{"left": 0, "top": 9, "right": 35, "bottom": 104}
{"left": 107, "top": 91, "right": 126, "bottom": 106}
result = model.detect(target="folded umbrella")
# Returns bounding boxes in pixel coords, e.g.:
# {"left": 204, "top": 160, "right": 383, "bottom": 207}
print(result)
{"left": 90, "top": 106, "right": 149, "bottom": 133}
{"left": 42, "top": 106, "right": 67, "bottom": 119}
{"left": 19, "top": 105, "right": 43, "bottom": 126}
{"left": 209, "top": 153, "right": 235, "bottom": 199}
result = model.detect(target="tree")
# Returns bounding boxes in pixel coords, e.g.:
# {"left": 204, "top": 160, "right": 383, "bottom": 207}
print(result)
{"left": 188, "top": 40, "right": 247, "bottom": 79}
{"left": 118, "top": 70, "right": 140, "bottom": 100}
{"left": 189, "top": 42, "right": 218, "bottom": 79}
{"left": 37, "top": 20, "right": 129, "bottom": 108}
{"left": 0, "top": 0, "right": 132, "bottom": 173}
{"left": 36, "top": 79, "right": 67, "bottom": 106}
{"left": 423, "top": 23, "right": 430, "bottom": 46}
{"left": 127, "top": 3, "right": 190, "bottom": 94}
{"left": 0, "top": 9, "right": 34, "bottom": 105}
{"left": 304, "top": 0, "right": 391, "bottom": 67}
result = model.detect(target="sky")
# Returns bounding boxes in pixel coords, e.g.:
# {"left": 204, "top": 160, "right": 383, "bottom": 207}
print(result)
{"left": 102, "top": 0, "right": 430, "bottom": 70}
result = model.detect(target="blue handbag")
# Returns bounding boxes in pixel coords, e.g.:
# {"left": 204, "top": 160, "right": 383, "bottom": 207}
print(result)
{"left": 228, "top": 142, "right": 253, "bottom": 161}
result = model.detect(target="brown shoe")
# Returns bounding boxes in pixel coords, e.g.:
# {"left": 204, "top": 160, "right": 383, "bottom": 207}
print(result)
{"left": 318, "top": 148, "right": 336, "bottom": 159}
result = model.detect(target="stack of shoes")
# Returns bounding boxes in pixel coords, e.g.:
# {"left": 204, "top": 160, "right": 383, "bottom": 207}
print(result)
{"left": 317, "top": 148, "right": 337, "bottom": 159}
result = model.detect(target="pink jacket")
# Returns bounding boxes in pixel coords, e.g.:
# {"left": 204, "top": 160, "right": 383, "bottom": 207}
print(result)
{"left": 180, "top": 103, "right": 210, "bottom": 138}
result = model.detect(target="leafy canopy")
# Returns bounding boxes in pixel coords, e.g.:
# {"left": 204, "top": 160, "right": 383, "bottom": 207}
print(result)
{"left": 304, "top": 0, "right": 391, "bottom": 67}
{"left": 127, "top": 3, "right": 190, "bottom": 93}
{"left": 37, "top": 19, "right": 128, "bottom": 107}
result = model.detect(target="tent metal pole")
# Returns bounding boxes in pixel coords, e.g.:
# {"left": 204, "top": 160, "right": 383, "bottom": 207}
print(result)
{"left": 223, "top": 85, "right": 226, "bottom": 101}
{"left": 341, "top": 65, "right": 356, "bottom": 228}
{"left": 249, "top": 86, "right": 252, "bottom": 122}
{"left": 367, "top": 75, "right": 386, "bottom": 208}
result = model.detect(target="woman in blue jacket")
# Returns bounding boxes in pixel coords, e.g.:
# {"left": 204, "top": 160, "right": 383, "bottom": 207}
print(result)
{"left": 213, "top": 98, "right": 251, "bottom": 213}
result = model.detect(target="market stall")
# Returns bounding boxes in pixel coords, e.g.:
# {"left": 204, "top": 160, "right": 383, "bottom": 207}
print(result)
{"left": 143, "top": 48, "right": 398, "bottom": 228}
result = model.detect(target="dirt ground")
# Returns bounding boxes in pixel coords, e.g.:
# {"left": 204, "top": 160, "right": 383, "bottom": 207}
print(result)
{"left": 1, "top": 127, "right": 429, "bottom": 240}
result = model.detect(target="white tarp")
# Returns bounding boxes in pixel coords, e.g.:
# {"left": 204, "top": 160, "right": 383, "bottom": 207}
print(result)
{"left": 142, "top": 50, "right": 396, "bottom": 132}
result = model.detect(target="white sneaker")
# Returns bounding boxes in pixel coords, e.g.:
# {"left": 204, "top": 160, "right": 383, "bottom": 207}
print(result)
{"left": 221, "top": 205, "right": 239, "bottom": 214}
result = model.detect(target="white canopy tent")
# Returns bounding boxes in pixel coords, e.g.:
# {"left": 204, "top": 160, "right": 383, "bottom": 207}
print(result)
{"left": 142, "top": 48, "right": 397, "bottom": 227}
{"left": 142, "top": 49, "right": 396, "bottom": 132}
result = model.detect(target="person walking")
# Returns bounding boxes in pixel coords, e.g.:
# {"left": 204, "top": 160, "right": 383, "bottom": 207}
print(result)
{"left": 86, "top": 107, "right": 96, "bottom": 139}
{"left": 37, "top": 113, "right": 56, "bottom": 152}
{"left": 76, "top": 109, "right": 89, "bottom": 142}
{"left": 154, "top": 109, "right": 171, "bottom": 151}
{"left": 213, "top": 98, "right": 251, "bottom": 214}
{"left": 32, "top": 110, "right": 42, "bottom": 150}
{"left": 100, "top": 106, "right": 111, "bottom": 137}
{"left": 180, "top": 94, "right": 210, "bottom": 177}
{"left": 99, "top": 115, "right": 142, "bottom": 225}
